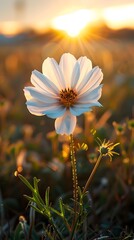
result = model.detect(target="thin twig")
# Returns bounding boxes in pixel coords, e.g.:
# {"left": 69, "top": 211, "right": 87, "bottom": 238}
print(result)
{"left": 83, "top": 154, "right": 102, "bottom": 193}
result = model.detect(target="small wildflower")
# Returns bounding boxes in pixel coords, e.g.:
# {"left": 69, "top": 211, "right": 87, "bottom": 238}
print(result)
{"left": 113, "top": 121, "right": 126, "bottom": 136}
{"left": 97, "top": 138, "right": 120, "bottom": 161}
{"left": 24, "top": 53, "right": 103, "bottom": 135}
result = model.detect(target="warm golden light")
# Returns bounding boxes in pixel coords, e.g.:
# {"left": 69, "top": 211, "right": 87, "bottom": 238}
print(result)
{"left": 52, "top": 9, "right": 97, "bottom": 37}
{"left": 0, "top": 21, "right": 23, "bottom": 35}
{"left": 1, "top": 4, "right": 134, "bottom": 36}
{"left": 103, "top": 4, "right": 134, "bottom": 29}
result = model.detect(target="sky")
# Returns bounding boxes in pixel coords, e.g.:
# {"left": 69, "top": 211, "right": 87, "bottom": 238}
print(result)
{"left": 0, "top": 0, "right": 134, "bottom": 34}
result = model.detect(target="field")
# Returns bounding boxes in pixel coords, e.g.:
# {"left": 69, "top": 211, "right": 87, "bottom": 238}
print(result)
{"left": 0, "top": 31, "right": 134, "bottom": 239}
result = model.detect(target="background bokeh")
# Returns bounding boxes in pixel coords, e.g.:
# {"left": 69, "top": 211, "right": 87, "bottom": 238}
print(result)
{"left": 0, "top": 1, "right": 134, "bottom": 239}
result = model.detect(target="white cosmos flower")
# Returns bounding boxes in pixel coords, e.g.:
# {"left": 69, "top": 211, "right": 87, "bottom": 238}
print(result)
{"left": 24, "top": 53, "right": 103, "bottom": 135}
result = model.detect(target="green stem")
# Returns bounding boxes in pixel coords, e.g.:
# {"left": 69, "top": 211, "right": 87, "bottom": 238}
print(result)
{"left": 83, "top": 154, "right": 102, "bottom": 193}
{"left": 62, "top": 216, "right": 71, "bottom": 233}
{"left": 69, "top": 134, "right": 79, "bottom": 239}
{"left": 69, "top": 192, "right": 84, "bottom": 240}
{"left": 70, "top": 134, "right": 78, "bottom": 210}
{"left": 69, "top": 216, "right": 79, "bottom": 240}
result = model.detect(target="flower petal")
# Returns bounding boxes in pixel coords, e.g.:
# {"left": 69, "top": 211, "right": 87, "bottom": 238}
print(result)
{"left": 59, "top": 53, "right": 76, "bottom": 88}
{"left": 71, "top": 62, "right": 80, "bottom": 89}
{"left": 70, "top": 106, "right": 92, "bottom": 116}
{"left": 75, "top": 102, "right": 102, "bottom": 108}
{"left": 27, "top": 106, "right": 44, "bottom": 116}
{"left": 78, "top": 85, "right": 103, "bottom": 103}
{"left": 55, "top": 111, "right": 76, "bottom": 135}
{"left": 26, "top": 99, "right": 51, "bottom": 108}
{"left": 70, "top": 102, "right": 102, "bottom": 116}
{"left": 26, "top": 99, "right": 49, "bottom": 116}
{"left": 24, "top": 87, "right": 59, "bottom": 103}
{"left": 24, "top": 88, "right": 33, "bottom": 101}
{"left": 77, "top": 66, "right": 103, "bottom": 94}
{"left": 31, "top": 70, "right": 59, "bottom": 95}
{"left": 42, "top": 57, "right": 65, "bottom": 89}
{"left": 26, "top": 101, "right": 66, "bottom": 118}
{"left": 46, "top": 107, "right": 66, "bottom": 119}
{"left": 76, "top": 56, "right": 92, "bottom": 87}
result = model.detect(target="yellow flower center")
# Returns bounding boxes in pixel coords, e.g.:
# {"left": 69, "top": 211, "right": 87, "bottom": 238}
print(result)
{"left": 100, "top": 146, "right": 109, "bottom": 155}
{"left": 59, "top": 88, "right": 77, "bottom": 108}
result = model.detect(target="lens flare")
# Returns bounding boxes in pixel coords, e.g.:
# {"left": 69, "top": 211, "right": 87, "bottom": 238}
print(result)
{"left": 52, "top": 9, "right": 97, "bottom": 37}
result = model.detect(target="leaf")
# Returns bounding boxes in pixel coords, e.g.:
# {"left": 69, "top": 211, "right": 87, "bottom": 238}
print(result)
{"left": 14, "top": 223, "right": 23, "bottom": 240}
{"left": 63, "top": 204, "right": 74, "bottom": 213}
{"left": 50, "top": 206, "right": 61, "bottom": 217}
{"left": 45, "top": 187, "right": 50, "bottom": 207}
{"left": 14, "top": 220, "right": 39, "bottom": 240}
{"left": 32, "top": 193, "right": 44, "bottom": 211}
{"left": 59, "top": 198, "right": 65, "bottom": 217}
{"left": 29, "top": 204, "right": 43, "bottom": 215}
{"left": 24, "top": 195, "right": 35, "bottom": 202}
{"left": 33, "top": 177, "right": 40, "bottom": 193}
{"left": 18, "top": 174, "right": 34, "bottom": 192}
{"left": 33, "top": 178, "right": 44, "bottom": 206}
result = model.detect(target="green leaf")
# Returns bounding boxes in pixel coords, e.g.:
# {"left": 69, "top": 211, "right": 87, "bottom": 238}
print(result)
{"left": 24, "top": 195, "right": 35, "bottom": 202}
{"left": 50, "top": 206, "right": 61, "bottom": 217}
{"left": 14, "top": 223, "right": 24, "bottom": 240}
{"left": 32, "top": 193, "right": 44, "bottom": 211}
{"left": 18, "top": 174, "right": 34, "bottom": 192}
{"left": 29, "top": 204, "right": 43, "bottom": 215}
{"left": 14, "top": 220, "right": 39, "bottom": 240}
{"left": 45, "top": 187, "right": 50, "bottom": 207}
{"left": 33, "top": 177, "right": 40, "bottom": 193}
{"left": 62, "top": 204, "right": 74, "bottom": 213}
{"left": 59, "top": 198, "right": 65, "bottom": 217}
{"left": 33, "top": 177, "right": 45, "bottom": 206}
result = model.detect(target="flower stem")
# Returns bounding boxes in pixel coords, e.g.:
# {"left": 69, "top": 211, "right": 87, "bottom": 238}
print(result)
{"left": 48, "top": 215, "right": 63, "bottom": 240}
{"left": 83, "top": 154, "right": 102, "bottom": 193}
{"left": 69, "top": 134, "right": 78, "bottom": 212}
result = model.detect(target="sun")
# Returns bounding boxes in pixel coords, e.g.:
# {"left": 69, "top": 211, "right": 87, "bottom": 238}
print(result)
{"left": 52, "top": 9, "right": 96, "bottom": 37}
